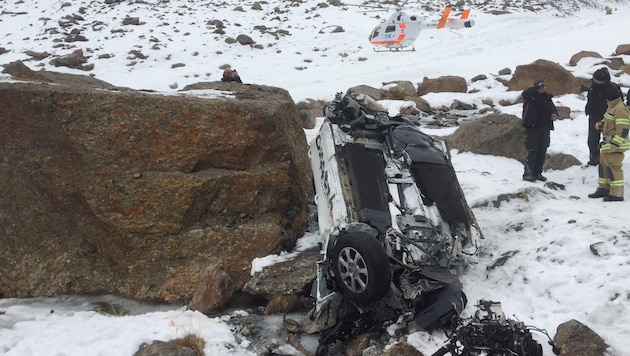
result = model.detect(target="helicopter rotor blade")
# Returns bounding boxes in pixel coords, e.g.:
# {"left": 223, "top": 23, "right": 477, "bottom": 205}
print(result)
{"left": 341, "top": 0, "right": 415, "bottom": 12}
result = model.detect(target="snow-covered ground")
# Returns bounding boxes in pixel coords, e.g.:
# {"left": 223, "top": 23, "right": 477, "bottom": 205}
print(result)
{"left": 1, "top": 0, "right": 630, "bottom": 355}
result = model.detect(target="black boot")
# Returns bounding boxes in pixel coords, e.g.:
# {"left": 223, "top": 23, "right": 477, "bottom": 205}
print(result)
{"left": 603, "top": 195, "right": 624, "bottom": 202}
{"left": 522, "top": 174, "right": 536, "bottom": 182}
{"left": 588, "top": 188, "right": 609, "bottom": 198}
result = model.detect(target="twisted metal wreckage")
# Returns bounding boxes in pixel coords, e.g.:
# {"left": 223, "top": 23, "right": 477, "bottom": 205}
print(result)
{"left": 304, "top": 93, "right": 557, "bottom": 355}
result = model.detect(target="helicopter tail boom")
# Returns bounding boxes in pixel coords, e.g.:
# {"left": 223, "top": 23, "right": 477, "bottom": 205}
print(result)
{"left": 429, "top": 8, "right": 475, "bottom": 30}
{"left": 436, "top": 7, "right": 452, "bottom": 29}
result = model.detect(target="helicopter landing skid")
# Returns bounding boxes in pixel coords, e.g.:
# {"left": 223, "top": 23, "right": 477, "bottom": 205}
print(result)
{"left": 373, "top": 46, "right": 415, "bottom": 52}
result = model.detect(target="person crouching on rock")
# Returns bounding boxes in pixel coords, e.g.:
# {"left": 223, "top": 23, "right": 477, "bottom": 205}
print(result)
{"left": 221, "top": 67, "right": 242, "bottom": 83}
{"left": 588, "top": 87, "right": 630, "bottom": 201}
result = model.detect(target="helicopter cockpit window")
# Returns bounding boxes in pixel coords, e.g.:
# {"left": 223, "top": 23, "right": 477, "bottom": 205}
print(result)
{"left": 385, "top": 25, "right": 396, "bottom": 33}
{"left": 410, "top": 16, "right": 417, "bottom": 21}
{"left": 370, "top": 28, "right": 379, "bottom": 39}
{"left": 397, "top": 14, "right": 402, "bottom": 21}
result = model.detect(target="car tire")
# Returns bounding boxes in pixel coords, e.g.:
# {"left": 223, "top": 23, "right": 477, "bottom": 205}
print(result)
{"left": 331, "top": 231, "right": 392, "bottom": 305}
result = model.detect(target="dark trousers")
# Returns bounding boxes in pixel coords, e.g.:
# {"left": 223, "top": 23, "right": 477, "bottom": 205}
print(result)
{"left": 524, "top": 127, "right": 550, "bottom": 176}
{"left": 587, "top": 116, "right": 601, "bottom": 164}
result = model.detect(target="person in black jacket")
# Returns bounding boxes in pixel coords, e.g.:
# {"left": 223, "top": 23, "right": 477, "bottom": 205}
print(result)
{"left": 221, "top": 67, "right": 242, "bottom": 83}
{"left": 521, "top": 79, "right": 558, "bottom": 182}
{"left": 585, "top": 67, "right": 623, "bottom": 166}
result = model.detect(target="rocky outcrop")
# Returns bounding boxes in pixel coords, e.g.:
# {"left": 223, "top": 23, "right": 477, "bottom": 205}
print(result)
{"left": 417, "top": 75, "right": 468, "bottom": 96}
{"left": 346, "top": 85, "right": 383, "bottom": 101}
{"left": 0, "top": 64, "right": 313, "bottom": 312}
{"left": 568, "top": 50, "right": 602, "bottom": 66}
{"left": 296, "top": 98, "right": 327, "bottom": 129}
{"left": 553, "top": 319, "right": 610, "bottom": 356}
{"left": 445, "top": 113, "right": 527, "bottom": 162}
{"left": 242, "top": 247, "right": 320, "bottom": 314}
{"left": 445, "top": 113, "right": 581, "bottom": 170}
{"left": 614, "top": 44, "right": 630, "bottom": 56}
{"left": 507, "top": 59, "right": 581, "bottom": 95}
{"left": 381, "top": 80, "right": 417, "bottom": 100}
{"left": 134, "top": 341, "right": 196, "bottom": 356}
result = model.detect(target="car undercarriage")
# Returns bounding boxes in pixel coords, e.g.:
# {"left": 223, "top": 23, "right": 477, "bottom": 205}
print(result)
{"left": 306, "top": 93, "right": 484, "bottom": 355}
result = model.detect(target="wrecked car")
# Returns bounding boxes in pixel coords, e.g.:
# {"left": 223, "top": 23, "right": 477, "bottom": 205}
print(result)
{"left": 306, "top": 93, "right": 483, "bottom": 354}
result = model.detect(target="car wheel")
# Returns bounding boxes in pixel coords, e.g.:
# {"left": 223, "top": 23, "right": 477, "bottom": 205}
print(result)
{"left": 331, "top": 231, "right": 392, "bottom": 305}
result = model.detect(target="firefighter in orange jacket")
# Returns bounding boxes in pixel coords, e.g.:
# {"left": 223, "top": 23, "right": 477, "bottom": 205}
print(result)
{"left": 588, "top": 88, "right": 630, "bottom": 201}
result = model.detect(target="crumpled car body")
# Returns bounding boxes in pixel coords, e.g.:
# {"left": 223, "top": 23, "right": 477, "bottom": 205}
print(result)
{"left": 307, "top": 93, "right": 483, "bottom": 352}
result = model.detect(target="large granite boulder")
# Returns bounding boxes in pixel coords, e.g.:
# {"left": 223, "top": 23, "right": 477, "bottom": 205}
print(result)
{"left": 0, "top": 62, "right": 313, "bottom": 312}
{"left": 507, "top": 59, "right": 581, "bottom": 95}
{"left": 417, "top": 75, "right": 468, "bottom": 96}
{"left": 445, "top": 113, "right": 582, "bottom": 170}
{"left": 553, "top": 319, "right": 610, "bottom": 356}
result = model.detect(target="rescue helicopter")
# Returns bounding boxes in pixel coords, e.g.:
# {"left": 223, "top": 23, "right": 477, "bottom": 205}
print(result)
{"left": 367, "top": 5, "right": 474, "bottom": 52}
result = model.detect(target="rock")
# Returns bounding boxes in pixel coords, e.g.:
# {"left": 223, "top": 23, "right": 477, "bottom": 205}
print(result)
{"left": 445, "top": 113, "right": 526, "bottom": 162}
{"left": 507, "top": 59, "right": 581, "bottom": 95}
{"left": 65, "top": 34, "right": 88, "bottom": 42}
{"left": 129, "top": 50, "right": 148, "bottom": 60}
{"left": 556, "top": 105, "right": 572, "bottom": 120}
{"left": 236, "top": 34, "right": 255, "bottom": 45}
{"left": 346, "top": 85, "right": 382, "bottom": 101}
{"left": 568, "top": 51, "right": 602, "bottom": 66}
{"left": 345, "top": 331, "right": 384, "bottom": 356}
{"left": 352, "top": 93, "right": 387, "bottom": 112}
{"left": 614, "top": 43, "right": 630, "bottom": 55}
{"left": 24, "top": 50, "right": 52, "bottom": 60}
{"left": 134, "top": 340, "right": 195, "bottom": 356}
{"left": 298, "top": 109, "right": 318, "bottom": 129}
{"left": 399, "top": 105, "right": 421, "bottom": 116}
{"left": 544, "top": 152, "right": 582, "bottom": 170}
{"left": 589, "top": 242, "right": 606, "bottom": 256}
{"left": 0, "top": 64, "right": 313, "bottom": 313}
{"left": 380, "top": 80, "right": 417, "bottom": 100}
{"left": 242, "top": 248, "right": 319, "bottom": 301}
{"left": 2, "top": 60, "right": 117, "bottom": 88}
{"left": 382, "top": 342, "right": 424, "bottom": 356}
{"left": 450, "top": 99, "right": 476, "bottom": 110}
{"left": 605, "top": 57, "right": 625, "bottom": 70}
{"left": 296, "top": 99, "right": 327, "bottom": 129}
{"left": 445, "top": 113, "right": 580, "bottom": 171}
{"left": 405, "top": 96, "right": 432, "bottom": 113}
{"left": 122, "top": 17, "right": 141, "bottom": 25}
{"left": 417, "top": 75, "right": 467, "bottom": 96}
{"left": 553, "top": 319, "right": 609, "bottom": 356}
{"left": 471, "top": 74, "right": 488, "bottom": 82}
{"left": 187, "top": 262, "right": 234, "bottom": 312}
{"left": 287, "top": 334, "right": 313, "bottom": 356}
{"left": 48, "top": 49, "right": 91, "bottom": 70}
{"left": 319, "top": 25, "right": 344, "bottom": 34}
{"left": 264, "top": 294, "right": 300, "bottom": 314}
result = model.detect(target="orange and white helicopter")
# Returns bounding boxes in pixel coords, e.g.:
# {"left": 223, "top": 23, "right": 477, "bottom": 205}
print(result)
{"left": 368, "top": 5, "right": 474, "bottom": 52}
